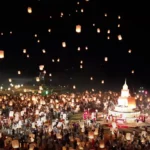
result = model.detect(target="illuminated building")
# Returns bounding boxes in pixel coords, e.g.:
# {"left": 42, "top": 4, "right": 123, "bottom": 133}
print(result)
{"left": 109, "top": 80, "right": 140, "bottom": 123}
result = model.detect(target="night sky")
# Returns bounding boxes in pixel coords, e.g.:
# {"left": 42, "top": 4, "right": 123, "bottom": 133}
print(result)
{"left": 0, "top": 1, "right": 149, "bottom": 91}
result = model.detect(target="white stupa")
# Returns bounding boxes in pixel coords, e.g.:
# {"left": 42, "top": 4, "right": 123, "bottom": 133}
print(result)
{"left": 109, "top": 80, "right": 140, "bottom": 123}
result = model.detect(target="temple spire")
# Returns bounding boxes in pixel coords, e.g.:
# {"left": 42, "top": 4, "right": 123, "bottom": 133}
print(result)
{"left": 125, "top": 78, "right": 127, "bottom": 85}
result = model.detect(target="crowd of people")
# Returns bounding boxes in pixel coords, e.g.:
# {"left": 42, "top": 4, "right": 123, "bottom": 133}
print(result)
{"left": 0, "top": 90, "right": 149, "bottom": 150}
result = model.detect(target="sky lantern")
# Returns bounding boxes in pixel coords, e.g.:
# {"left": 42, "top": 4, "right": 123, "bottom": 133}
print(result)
{"left": 101, "top": 80, "right": 104, "bottom": 84}
{"left": 12, "top": 140, "right": 19, "bottom": 149}
{"left": 10, "top": 31, "right": 12, "bottom": 34}
{"left": 118, "top": 15, "right": 121, "bottom": 19}
{"left": 34, "top": 34, "right": 37, "bottom": 37}
{"left": 62, "top": 42, "right": 66, "bottom": 47}
{"left": 0, "top": 50, "right": 4, "bottom": 58}
{"left": 49, "top": 73, "right": 52, "bottom": 77}
{"left": 43, "top": 70, "right": 46, "bottom": 74}
{"left": 76, "top": 25, "right": 81, "bottom": 33}
{"left": 27, "top": 7, "right": 32, "bottom": 14}
{"left": 8, "top": 78, "right": 12, "bottom": 82}
{"left": 37, "top": 39, "right": 40, "bottom": 43}
{"left": 104, "top": 13, "right": 107, "bottom": 17}
{"left": 99, "top": 140, "right": 105, "bottom": 148}
{"left": 73, "top": 85, "right": 76, "bottom": 89}
{"left": 42, "top": 49, "right": 46, "bottom": 53}
{"left": 57, "top": 58, "right": 60, "bottom": 62}
{"left": 23, "top": 49, "right": 26, "bottom": 53}
{"left": 128, "top": 49, "right": 132, "bottom": 53}
{"left": 52, "top": 59, "right": 55, "bottom": 62}
{"left": 77, "top": 2, "right": 80, "bottom": 4}
{"left": 118, "top": 35, "right": 122, "bottom": 40}
{"left": 107, "top": 36, "right": 110, "bottom": 40}
{"left": 77, "top": 47, "right": 80, "bottom": 51}
{"left": 131, "top": 70, "right": 134, "bottom": 74}
{"left": 48, "top": 29, "right": 51, "bottom": 32}
{"left": 118, "top": 24, "right": 120, "bottom": 28}
{"left": 93, "top": 23, "right": 95, "bottom": 26}
{"left": 107, "top": 29, "right": 110, "bottom": 34}
{"left": 97, "top": 28, "right": 100, "bottom": 33}
{"left": 90, "top": 77, "right": 93, "bottom": 80}
{"left": 39, "top": 65, "right": 44, "bottom": 71}
{"left": 80, "top": 60, "right": 83, "bottom": 64}
{"left": 27, "top": 54, "right": 29, "bottom": 58}
{"left": 81, "top": 9, "right": 84, "bottom": 13}
{"left": 104, "top": 57, "right": 108, "bottom": 62}
{"left": 80, "top": 65, "right": 83, "bottom": 69}
{"left": 36, "top": 77, "right": 40, "bottom": 82}
{"left": 18, "top": 71, "right": 21, "bottom": 75}
{"left": 85, "top": 46, "right": 88, "bottom": 50}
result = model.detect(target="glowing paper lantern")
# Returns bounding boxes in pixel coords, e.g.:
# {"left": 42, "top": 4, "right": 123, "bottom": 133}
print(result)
{"left": 73, "top": 85, "right": 76, "bottom": 89}
{"left": 57, "top": 58, "right": 60, "bottom": 62}
{"left": 62, "top": 42, "right": 66, "bottom": 47}
{"left": 107, "top": 29, "right": 110, "bottom": 34}
{"left": 76, "top": 25, "right": 81, "bottom": 33}
{"left": 77, "top": 47, "right": 81, "bottom": 51}
{"left": 0, "top": 51, "right": 4, "bottom": 58}
{"left": 118, "top": 35, "right": 122, "bottom": 40}
{"left": 126, "top": 133, "right": 131, "bottom": 140}
{"left": 131, "top": 70, "right": 134, "bottom": 74}
{"left": 8, "top": 78, "right": 12, "bottom": 82}
{"left": 99, "top": 140, "right": 105, "bottom": 148}
{"left": 97, "top": 28, "right": 100, "bottom": 33}
{"left": 104, "top": 13, "right": 107, "bottom": 17}
{"left": 128, "top": 49, "right": 132, "bottom": 53}
{"left": 56, "top": 133, "right": 62, "bottom": 139}
{"left": 23, "top": 49, "right": 26, "bottom": 53}
{"left": 104, "top": 57, "right": 108, "bottom": 62}
{"left": 39, "top": 65, "right": 44, "bottom": 71}
{"left": 88, "top": 132, "right": 94, "bottom": 139}
{"left": 101, "top": 80, "right": 104, "bottom": 84}
{"left": 90, "top": 77, "right": 93, "bottom": 80}
{"left": 12, "top": 140, "right": 19, "bottom": 149}
{"left": 18, "top": 71, "right": 21, "bottom": 75}
{"left": 80, "top": 65, "right": 83, "bottom": 69}
{"left": 27, "top": 7, "right": 32, "bottom": 14}
{"left": 118, "top": 24, "right": 120, "bottom": 27}
{"left": 36, "top": 77, "right": 40, "bottom": 82}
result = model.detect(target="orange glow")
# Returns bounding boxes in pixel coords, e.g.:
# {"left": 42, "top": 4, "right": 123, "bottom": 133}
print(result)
{"left": 128, "top": 97, "right": 136, "bottom": 109}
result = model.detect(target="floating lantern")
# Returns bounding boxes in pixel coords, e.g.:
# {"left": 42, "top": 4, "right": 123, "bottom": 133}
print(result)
{"left": 12, "top": 140, "right": 19, "bottom": 149}
{"left": 118, "top": 35, "right": 122, "bottom": 40}
{"left": 104, "top": 57, "right": 108, "bottom": 62}
{"left": 23, "top": 49, "right": 26, "bottom": 53}
{"left": 131, "top": 70, "right": 134, "bottom": 74}
{"left": 88, "top": 132, "right": 94, "bottom": 139}
{"left": 8, "top": 78, "right": 12, "bottom": 82}
{"left": 101, "top": 80, "right": 104, "bottom": 84}
{"left": 18, "top": 71, "right": 21, "bottom": 75}
{"left": 42, "top": 49, "right": 46, "bottom": 53}
{"left": 126, "top": 133, "right": 131, "bottom": 140}
{"left": 77, "top": 47, "right": 80, "bottom": 51}
{"left": 90, "top": 77, "right": 93, "bottom": 80}
{"left": 0, "top": 50, "right": 4, "bottom": 58}
{"left": 128, "top": 49, "right": 132, "bottom": 53}
{"left": 99, "top": 140, "right": 105, "bottom": 148}
{"left": 104, "top": 13, "right": 107, "bottom": 17}
{"left": 107, "top": 29, "right": 110, "bottom": 34}
{"left": 97, "top": 28, "right": 100, "bottom": 33}
{"left": 27, "top": 7, "right": 32, "bottom": 14}
{"left": 39, "top": 65, "right": 44, "bottom": 71}
{"left": 73, "top": 85, "right": 76, "bottom": 89}
{"left": 118, "top": 15, "right": 121, "bottom": 19}
{"left": 56, "top": 133, "right": 62, "bottom": 139}
{"left": 76, "top": 25, "right": 81, "bottom": 33}
{"left": 62, "top": 42, "right": 66, "bottom": 47}
{"left": 80, "top": 65, "right": 83, "bottom": 69}
{"left": 57, "top": 58, "right": 60, "bottom": 62}
{"left": 118, "top": 24, "right": 120, "bottom": 28}
{"left": 48, "top": 29, "right": 51, "bottom": 32}
{"left": 107, "top": 36, "right": 110, "bottom": 40}
{"left": 36, "top": 77, "right": 40, "bottom": 82}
